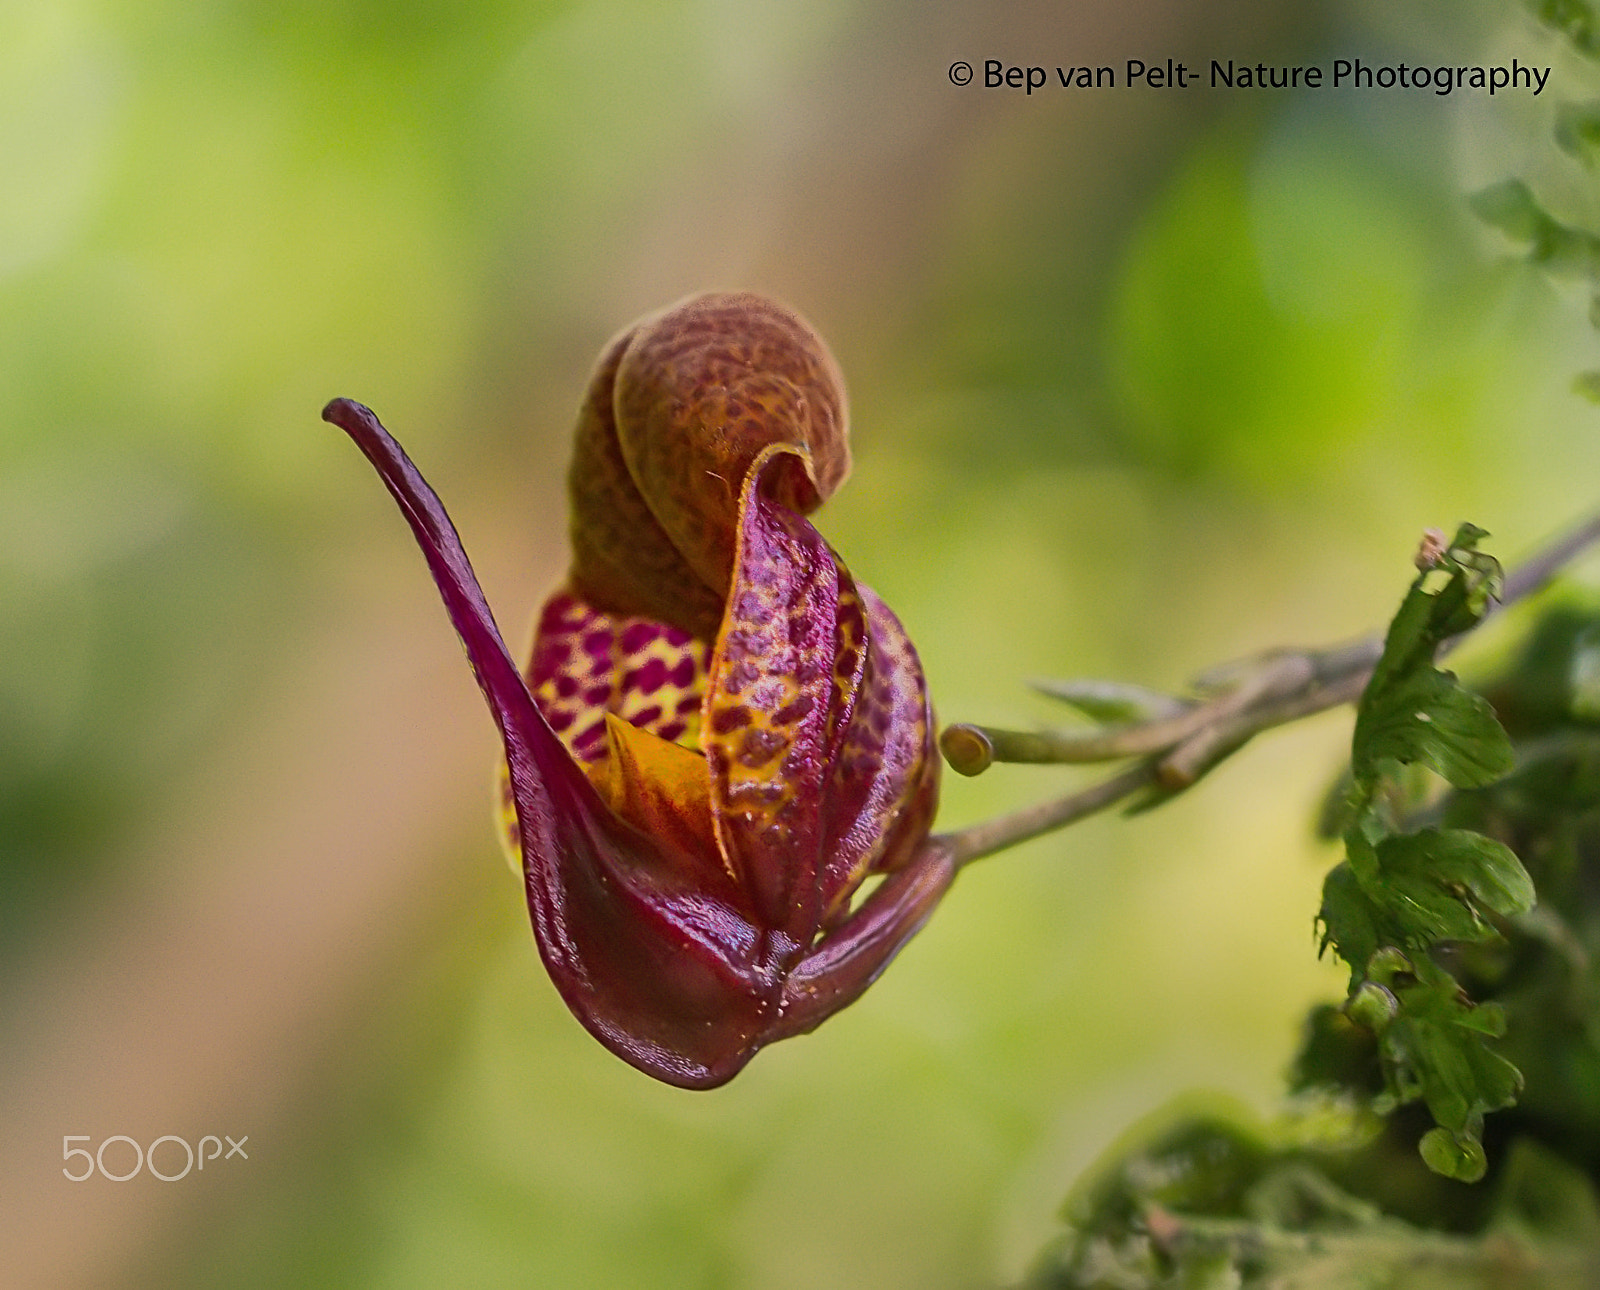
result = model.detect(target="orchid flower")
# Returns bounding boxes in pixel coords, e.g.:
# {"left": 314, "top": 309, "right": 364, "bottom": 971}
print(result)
{"left": 325, "top": 292, "right": 953, "bottom": 1088}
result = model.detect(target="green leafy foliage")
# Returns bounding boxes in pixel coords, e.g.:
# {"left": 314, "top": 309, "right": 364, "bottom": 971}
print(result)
{"left": 1315, "top": 526, "right": 1531, "bottom": 1181}
{"left": 1527, "top": 0, "right": 1600, "bottom": 56}
{"left": 1470, "top": 179, "right": 1600, "bottom": 279}
{"left": 1028, "top": 590, "right": 1600, "bottom": 1286}
{"left": 1556, "top": 100, "right": 1600, "bottom": 168}
{"left": 1382, "top": 958, "right": 1521, "bottom": 1180}
{"left": 1024, "top": 6, "right": 1600, "bottom": 1278}
{"left": 1030, "top": 592, "right": 1600, "bottom": 1280}
{"left": 1470, "top": 182, "right": 1600, "bottom": 407}
{"left": 1024, "top": 1103, "right": 1600, "bottom": 1289}
{"left": 1472, "top": 16, "right": 1600, "bottom": 404}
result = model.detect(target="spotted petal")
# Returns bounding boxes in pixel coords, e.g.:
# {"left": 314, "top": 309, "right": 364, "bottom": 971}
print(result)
{"left": 326, "top": 292, "right": 950, "bottom": 1088}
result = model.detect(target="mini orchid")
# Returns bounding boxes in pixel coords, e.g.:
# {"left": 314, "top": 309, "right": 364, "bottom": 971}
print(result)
{"left": 326, "top": 292, "right": 953, "bottom": 1088}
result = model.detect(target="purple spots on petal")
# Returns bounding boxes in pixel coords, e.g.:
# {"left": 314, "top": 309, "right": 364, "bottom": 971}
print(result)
{"left": 573, "top": 719, "right": 608, "bottom": 758}
{"left": 668, "top": 657, "right": 697, "bottom": 688}
{"left": 710, "top": 704, "right": 752, "bottom": 735}
{"left": 547, "top": 708, "right": 575, "bottom": 733}
{"left": 676, "top": 694, "right": 702, "bottom": 716}
{"left": 630, "top": 704, "right": 663, "bottom": 727}
{"left": 583, "top": 683, "right": 611, "bottom": 706}
{"left": 541, "top": 593, "right": 586, "bottom": 634}
{"left": 727, "top": 780, "right": 784, "bottom": 805}
{"left": 747, "top": 677, "right": 785, "bottom": 711}
{"left": 772, "top": 694, "right": 814, "bottom": 725}
{"left": 849, "top": 751, "right": 882, "bottom": 779}
{"left": 738, "top": 728, "right": 785, "bottom": 767}
{"left": 657, "top": 720, "right": 687, "bottom": 742}
{"left": 619, "top": 621, "right": 659, "bottom": 654}
{"left": 724, "top": 660, "right": 760, "bottom": 694}
{"left": 664, "top": 625, "right": 693, "bottom": 647}
{"left": 554, "top": 674, "right": 579, "bottom": 699}
{"left": 624, "top": 657, "right": 668, "bottom": 695}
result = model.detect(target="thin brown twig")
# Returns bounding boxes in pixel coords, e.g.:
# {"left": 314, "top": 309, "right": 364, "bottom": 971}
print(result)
{"left": 934, "top": 515, "right": 1600, "bottom": 870}
{"left": 942, "top": 760, "right": 1159, "bottom": 867}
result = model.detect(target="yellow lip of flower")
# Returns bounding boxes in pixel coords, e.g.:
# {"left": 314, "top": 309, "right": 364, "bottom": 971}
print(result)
{"left": 324, "top": 292, "right": 950, "bottom": 1089}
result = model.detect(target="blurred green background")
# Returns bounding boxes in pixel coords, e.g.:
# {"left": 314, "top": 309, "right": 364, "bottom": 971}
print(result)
{"left": 4, "top": 0, "right": 1599, "bottom": 1286}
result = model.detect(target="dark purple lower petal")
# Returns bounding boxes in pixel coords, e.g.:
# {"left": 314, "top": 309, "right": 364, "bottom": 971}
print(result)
{"left": 326, "top": 399, "right": 777, "bottom": 1087}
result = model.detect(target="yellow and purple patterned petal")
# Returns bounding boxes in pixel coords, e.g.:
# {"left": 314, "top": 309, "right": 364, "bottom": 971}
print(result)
{"left": 326, "top": 292, "right": 950, "bottom": 1088}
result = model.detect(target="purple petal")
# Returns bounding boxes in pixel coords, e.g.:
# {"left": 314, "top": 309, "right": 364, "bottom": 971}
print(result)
{"left": 326, "top": 399, "right": 781, "bottom": 1087}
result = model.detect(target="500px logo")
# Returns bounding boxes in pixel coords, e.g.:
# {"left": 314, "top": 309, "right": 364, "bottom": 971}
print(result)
{"left": 62, "top": 1134, "right": 248, "bottom": 1182}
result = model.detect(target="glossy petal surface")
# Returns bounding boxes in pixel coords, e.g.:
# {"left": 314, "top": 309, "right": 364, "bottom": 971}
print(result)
{"left": 327, "top": 292, "right": 948, "bottom": 1087}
